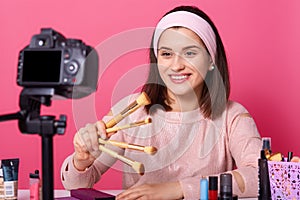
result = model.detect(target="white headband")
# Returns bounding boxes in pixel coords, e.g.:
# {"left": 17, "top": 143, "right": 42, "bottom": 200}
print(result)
{"left": 153, "top": 11, "right": 216, "bottom": 64}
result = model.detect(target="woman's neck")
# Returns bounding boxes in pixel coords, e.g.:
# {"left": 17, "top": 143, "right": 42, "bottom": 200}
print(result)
{"left": 167, "top": 90, "right": 201, "bottom": 112}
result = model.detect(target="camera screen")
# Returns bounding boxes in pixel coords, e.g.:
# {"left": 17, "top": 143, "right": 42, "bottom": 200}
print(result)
{"left": 22, "top": 50, "right": 62, "bottom": 83}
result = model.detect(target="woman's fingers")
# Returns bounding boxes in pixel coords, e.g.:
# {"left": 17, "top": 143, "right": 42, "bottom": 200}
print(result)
{"left": 74, "top": 128, "right": 89, "bottom": 153}
{"left": 95, "top": 120, "right": 108, "bottom": 139}
{"left": 116, "top": 182, "right": 183, "bottom": 200}
{"left": 85, "top": 123, "right": 101, "bottom": 152}
{"left": 117, "top": 185, "right": 145, "bottom": 200}
{"left": 74, "top": 121, "right": 108, "bottom": 158}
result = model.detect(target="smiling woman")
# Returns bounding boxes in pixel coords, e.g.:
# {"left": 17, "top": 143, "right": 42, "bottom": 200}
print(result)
{"left": 144, "top": 6, "right": 229, "bottom": 119}
{"left": 61, "top": 5, "right": 262, "bottom": 200}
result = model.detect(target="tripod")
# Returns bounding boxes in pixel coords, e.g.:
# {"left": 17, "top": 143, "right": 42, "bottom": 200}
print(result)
{"left": 0, "top": 88, "right": 67, "bottom": 200}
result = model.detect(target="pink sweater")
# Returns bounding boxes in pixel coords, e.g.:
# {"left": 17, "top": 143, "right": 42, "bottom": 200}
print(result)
{"left": 61, "top": 94, "right": 262, "bottom": 199}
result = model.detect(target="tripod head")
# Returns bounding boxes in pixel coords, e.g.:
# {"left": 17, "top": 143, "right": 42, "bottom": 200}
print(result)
{"left": 18, "top": 88, "right": 66, "bottom": 135}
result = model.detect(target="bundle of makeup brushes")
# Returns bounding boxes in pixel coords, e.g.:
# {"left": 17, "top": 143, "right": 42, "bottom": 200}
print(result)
{"left": 98, "top": 92, "right": 157, "bottom": 175}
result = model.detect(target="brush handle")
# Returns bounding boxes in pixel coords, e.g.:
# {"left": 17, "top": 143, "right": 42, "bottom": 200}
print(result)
{"left": 105, "top": 101, "right": 140, "bottom": 128}
{"left": 105, "top": 114, "right": 124, "bottom": 128}
{"left": 98, "top": 144, "right": 144, "bottom": 174}
{"left": 98, "top": 144, "right": 134, "bottom": 166}
{"left": 106, "top": 119, "right": 150, "bottom": 133}
{"left": 106, "top": 123, "right": 132, "bottom": 133}
{"left": 111, "top": 140, "right": 145, "bottom": 152}
{"left": 99, "top": 138, "right": 145, "bottom": 152}
{"left": 105, "top": 92, "right": 151, "bottom": 128}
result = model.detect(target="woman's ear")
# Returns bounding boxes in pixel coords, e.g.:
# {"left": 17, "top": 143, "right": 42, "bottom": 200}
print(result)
{"left": 208, "top": 58, "right": 215, "bottom": 71}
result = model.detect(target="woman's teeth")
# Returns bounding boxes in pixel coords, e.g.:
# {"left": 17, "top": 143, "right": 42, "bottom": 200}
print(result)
{"left": 171, "top": 75, "right": 188, "bottom": 80}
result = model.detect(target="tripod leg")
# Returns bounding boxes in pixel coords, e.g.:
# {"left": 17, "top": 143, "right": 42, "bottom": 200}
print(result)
{"left": 42, "top": 134, "right": 54, "bottom": 200}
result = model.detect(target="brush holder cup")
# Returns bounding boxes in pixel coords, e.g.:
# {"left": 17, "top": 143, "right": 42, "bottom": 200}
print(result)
{"left": 268, "top": 161, "right": 300, "bottom": 199}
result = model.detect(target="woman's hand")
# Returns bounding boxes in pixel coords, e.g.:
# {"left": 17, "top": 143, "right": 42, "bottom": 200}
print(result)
{"left": 73, "top": 120, "right": 107, "bottom": 171}
{"left": 116, "top": 182, "right": 183, "bottom": 200}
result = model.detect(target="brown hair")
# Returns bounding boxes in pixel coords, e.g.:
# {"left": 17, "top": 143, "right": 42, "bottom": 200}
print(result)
{"left": 141, "top": 5, "right": 230, "bottom": 119}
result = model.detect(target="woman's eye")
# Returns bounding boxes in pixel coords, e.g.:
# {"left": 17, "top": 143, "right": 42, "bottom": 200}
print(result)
{"left": 160, "top": 51, "right": 172, "bottom": 57}
{"left": 185, "top": 51, "right": 197, "bottom": 57}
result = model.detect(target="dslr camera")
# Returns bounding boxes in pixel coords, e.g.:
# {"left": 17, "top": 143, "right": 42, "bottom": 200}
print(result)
{"left": 17, "top": 28, "right": 98, "bottom": 99}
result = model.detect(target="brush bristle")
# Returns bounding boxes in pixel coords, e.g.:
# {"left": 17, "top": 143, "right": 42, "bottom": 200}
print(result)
{"left": 136, "top": 92, "right": 151, "bottom": 106}
{"left": 144, "top": 146, "right": 157, "bottom": 155}
{"left": 145, "top": 117, "right": 152, "bottom": 124}
{"left": 132, "top": 161, "right": 145, "bottom": 175}
{"left": 291, "top": 156, "right": 300, "bottom": 162}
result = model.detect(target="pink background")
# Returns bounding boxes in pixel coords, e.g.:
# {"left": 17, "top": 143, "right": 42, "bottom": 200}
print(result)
{"left": 0, "top": 0, "right": 299, "bottom": 190}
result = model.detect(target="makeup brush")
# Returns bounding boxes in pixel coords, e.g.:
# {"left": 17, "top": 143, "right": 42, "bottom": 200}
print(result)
{"left": 106, "top": 118, "right": 152, "bottom": 134}
{"left": 98, "top": 144, "right": 145, "bottom": 175}
{"left": 105, "top": 92, "right": 151, "bottom": 128}
{"left": 99, "top": 137, "right": 157, "bottom": 155}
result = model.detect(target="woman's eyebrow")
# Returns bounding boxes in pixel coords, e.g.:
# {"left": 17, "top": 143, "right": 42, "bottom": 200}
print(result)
{"left": 182, "top": 45, "right": 202, "bottom": 50}
{"left": 158, "top": 46, "right": 172, "bottom": 51}
{"left": 158, "top": 45, "right": 202, "bottom": 50}
{"left": 158, "top": 45, "right": 202, "bottom": 52}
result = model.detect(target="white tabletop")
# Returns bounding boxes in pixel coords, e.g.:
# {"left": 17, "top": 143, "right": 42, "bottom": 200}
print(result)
{"left": 17, "top": 189, "right": 257, "bottom": 199}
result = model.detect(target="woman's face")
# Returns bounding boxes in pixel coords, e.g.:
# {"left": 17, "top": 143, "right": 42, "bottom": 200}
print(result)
{"left": 157, "top": 27, "right": 213, "bottom": 98}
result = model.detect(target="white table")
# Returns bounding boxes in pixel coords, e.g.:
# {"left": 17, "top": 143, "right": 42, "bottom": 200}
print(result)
{"left": 17, "top": 189, "right": 257, "bottom": 199}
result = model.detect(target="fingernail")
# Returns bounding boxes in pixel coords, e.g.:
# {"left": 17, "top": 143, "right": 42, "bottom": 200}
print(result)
{"left": 101, "top": 133, "right": 107, "bottom": 139}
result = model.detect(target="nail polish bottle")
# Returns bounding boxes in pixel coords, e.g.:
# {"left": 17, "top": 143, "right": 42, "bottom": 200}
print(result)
{"left": 208, "top": 176, "right": 218, "bottom": 200}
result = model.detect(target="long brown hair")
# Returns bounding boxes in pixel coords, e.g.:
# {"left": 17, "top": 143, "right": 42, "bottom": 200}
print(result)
{"left": 141, "top": 5, "right": 230, "bottom": 119}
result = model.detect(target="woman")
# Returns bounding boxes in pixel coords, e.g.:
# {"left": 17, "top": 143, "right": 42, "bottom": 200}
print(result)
{"left": 61, "top": 5, "right": 262, "bottom": 199}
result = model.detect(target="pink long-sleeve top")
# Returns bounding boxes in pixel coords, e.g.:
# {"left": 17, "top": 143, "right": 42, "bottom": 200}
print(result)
{"left": 61, "top": 93, "right": 262, "bottom": 199}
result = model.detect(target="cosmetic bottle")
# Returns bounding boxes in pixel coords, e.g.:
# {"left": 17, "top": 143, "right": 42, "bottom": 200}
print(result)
{"left": 208, "top": 176, "right": 218, "bottom": 200}
{"left": 258, "top": 150, "right": 271, "bottom": 200}
{"left": 200, "top": 177, "right": 208, "bottom": 200}
{"left": 262, "top": 137, "right": 272, "bottom": 156}
{"left": 218, "top": 173, "right": 238, "bottom": 200}
{"left": 0, "top": 163, "right": 4, "bottom": 200}
{"left": 2, "top": 158, "right": 19, "bottom": 200}
{"left": 29, "top": 170, "right": 40, "bottom": 200}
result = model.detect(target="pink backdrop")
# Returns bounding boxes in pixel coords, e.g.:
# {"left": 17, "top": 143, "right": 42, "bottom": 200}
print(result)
{"left": 0, "top": 0, "right": 299, "bottom": 190}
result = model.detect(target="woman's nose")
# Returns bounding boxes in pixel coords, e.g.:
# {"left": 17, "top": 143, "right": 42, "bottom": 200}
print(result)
{"left": 170, "top": 54, "right": 185, "bottom": 71}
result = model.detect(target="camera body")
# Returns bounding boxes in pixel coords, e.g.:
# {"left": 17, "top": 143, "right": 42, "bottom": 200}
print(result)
{"left": 17, "top": 28, "right": 98, "bottom": 99}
